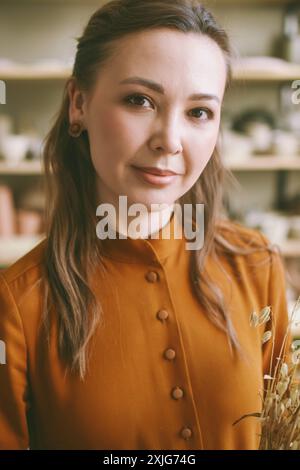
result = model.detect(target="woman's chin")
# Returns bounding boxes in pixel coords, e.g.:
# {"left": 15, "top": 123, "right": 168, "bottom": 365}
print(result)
{"left": 126, "top": 191, "right": 176, "bottom": 210}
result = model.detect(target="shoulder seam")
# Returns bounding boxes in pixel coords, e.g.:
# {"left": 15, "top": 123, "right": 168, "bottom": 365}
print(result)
{"left": 3, "top": 259, "right": 44, "bottom": 285}
{"left": 2, "top": 239, "right": 46, "bottom": 284}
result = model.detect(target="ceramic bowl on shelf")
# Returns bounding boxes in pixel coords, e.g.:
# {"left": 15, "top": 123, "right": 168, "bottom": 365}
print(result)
{"left": 1, "top": 134, "right": 30, "bottom": 166}
{"left": 262, "top": 217, "right": 290, "bottom": 245}
{"left": 220, "top": 129, "right": 254, "bottom": 163}
{"left": 272, "top": 130, "right": 300, "bottom": 157}
{"left": 245, "top": 122, "right": 273, "bottom": 154}
{"left": 0, "top": 114, "right": 13, "bottom": 138}
{"left": 0, "top": 115, "right": 13, "bottom": 157}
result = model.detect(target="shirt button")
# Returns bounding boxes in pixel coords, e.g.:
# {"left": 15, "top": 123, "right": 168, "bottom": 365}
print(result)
{"left": 145, "top": 271, "right": 159, "bottom": 283}
{"left": 171, "top": 387, "right": 184, "bottom": 400}
{"left": 180, "top": 427, "right": 193, "bottom": 440}
{"left": 164, "top": 348, "right": 176, "bottom": 361}
{"left": 157, "top": 310, "right": 169, "bottom": 322}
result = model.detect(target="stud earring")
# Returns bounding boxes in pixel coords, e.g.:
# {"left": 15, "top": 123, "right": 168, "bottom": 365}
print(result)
{"left": 68, "top": 121, "right": 83, "bottom": 138}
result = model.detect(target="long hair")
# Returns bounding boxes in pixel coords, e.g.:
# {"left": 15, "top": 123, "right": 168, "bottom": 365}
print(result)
{"left": 42, "top": 0, "right": 273, "bottom": 380}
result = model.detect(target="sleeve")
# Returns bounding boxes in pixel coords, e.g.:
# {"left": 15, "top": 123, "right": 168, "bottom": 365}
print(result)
{"left": 0, "top": 274, "right": 30, "bottom": 449}
{"left": 260, "top": 240, "right": 292, "bottom": 379}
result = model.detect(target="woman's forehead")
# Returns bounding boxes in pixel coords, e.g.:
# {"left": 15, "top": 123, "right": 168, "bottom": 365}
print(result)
{"left": 95, "top": 29, "right": 227, "bottom": 99}
{"left": 110, "top": 28, "right": 226, "bottom": 67}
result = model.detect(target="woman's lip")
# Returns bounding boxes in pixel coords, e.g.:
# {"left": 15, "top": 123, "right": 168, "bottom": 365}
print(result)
{"left": 132, "top": 166, "right": 179, "bottom": 176}
{"left": 131, "top": 166, "right": 179, "bottom": 186}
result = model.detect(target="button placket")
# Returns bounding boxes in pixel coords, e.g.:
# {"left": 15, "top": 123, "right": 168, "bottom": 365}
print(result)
{"left": 146, "top": 268, "right": 198, "bottom": 446}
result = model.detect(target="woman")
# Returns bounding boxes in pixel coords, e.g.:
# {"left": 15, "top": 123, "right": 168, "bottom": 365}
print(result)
{"left": 0, "top": 0, "right": 290, "bottom": 450}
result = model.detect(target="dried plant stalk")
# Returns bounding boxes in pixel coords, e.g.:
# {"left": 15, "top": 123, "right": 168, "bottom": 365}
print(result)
{"left": 234, "top": 297, "right": 300, "bottom": 450}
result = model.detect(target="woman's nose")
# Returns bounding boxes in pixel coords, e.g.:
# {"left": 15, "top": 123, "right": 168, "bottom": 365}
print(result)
{"left": 149, "top": 116, "right": 183, "bottom": 155}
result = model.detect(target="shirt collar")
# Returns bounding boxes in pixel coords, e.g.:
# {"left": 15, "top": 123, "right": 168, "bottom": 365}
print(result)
{"left": 99, "top": 210, "right": 188, "bottom": 265}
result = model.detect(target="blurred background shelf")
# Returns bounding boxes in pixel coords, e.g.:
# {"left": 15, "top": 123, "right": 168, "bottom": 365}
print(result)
{"left": 232, "top": 61, "right": 300, "bottom": 82}
{"left": 1, "top": 157, "right": 300, "bottom": 175}
{"left": 225, "top": 156, "right": 300, "bottom": 171}
{"left": 0, "top": 160, "right": 42, "bottom": 174}
{"left": 1, "top": 60, "right": 300, "bottom": 82}
{"left": 0, "top": 65, "right": 71, "bottom": 81}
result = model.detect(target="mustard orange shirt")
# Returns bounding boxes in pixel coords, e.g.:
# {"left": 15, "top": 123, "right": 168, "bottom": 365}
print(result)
{"left": 0, "top": 217, "right": 290, "bottom": 449}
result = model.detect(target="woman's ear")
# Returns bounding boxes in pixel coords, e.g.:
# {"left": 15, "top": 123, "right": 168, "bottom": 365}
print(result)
{"left": 67, "top": 78, "right": 86, "bottom": 126}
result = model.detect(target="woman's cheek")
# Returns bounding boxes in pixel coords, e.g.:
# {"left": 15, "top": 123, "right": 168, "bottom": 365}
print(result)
{"left": 92, "top": 108, "right": 125, "bottom": 141}
{"left": 101, "top": 111, "right": 146, "bottom": 153}
{"left": 189, "top": 132, "right": 216, "bottom": 166}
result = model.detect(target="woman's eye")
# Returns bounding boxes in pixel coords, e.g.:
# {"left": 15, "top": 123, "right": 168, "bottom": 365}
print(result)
{"left": 123, "top": 96, "right": 214, "bottom": 121}
{"left": 190, "top": 108, "right": 213, "bottom": 121}
{"left": 124, "top": 94, "right": 153, "bottom": 108}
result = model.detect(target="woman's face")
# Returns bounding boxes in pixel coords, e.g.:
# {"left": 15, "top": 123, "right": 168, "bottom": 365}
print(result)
{"left": 69, "top": 28, "right": 227, "bottom": 210}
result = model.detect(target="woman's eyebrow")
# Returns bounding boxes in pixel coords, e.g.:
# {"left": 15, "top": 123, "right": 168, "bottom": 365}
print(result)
{"left": 119, "top": 76, "right": 220, "bottom": 103}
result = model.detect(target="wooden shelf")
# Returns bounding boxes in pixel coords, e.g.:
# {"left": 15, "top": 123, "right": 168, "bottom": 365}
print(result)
{"left": 232, "top": 59, "right": 300, "bottom": 82}
{"left": 225, "top": 156, "right": 300, "bottom": 171}
{"left": 0, "top": 160, "right": 42, "bottom": 174}
{"left": 0, "top": 235, "right": 44, "bottom": 267}
{"left": 0, "top": 65, "right": 71, "bottom": 81}
{"left": 1, "top": 59, "right": 300, "bottom": 82}
{"left": 232, "top": 68, "right": 300, "bottom": 82}
{"left": 1, "top": 157, "right": 300, "bottom": 175}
